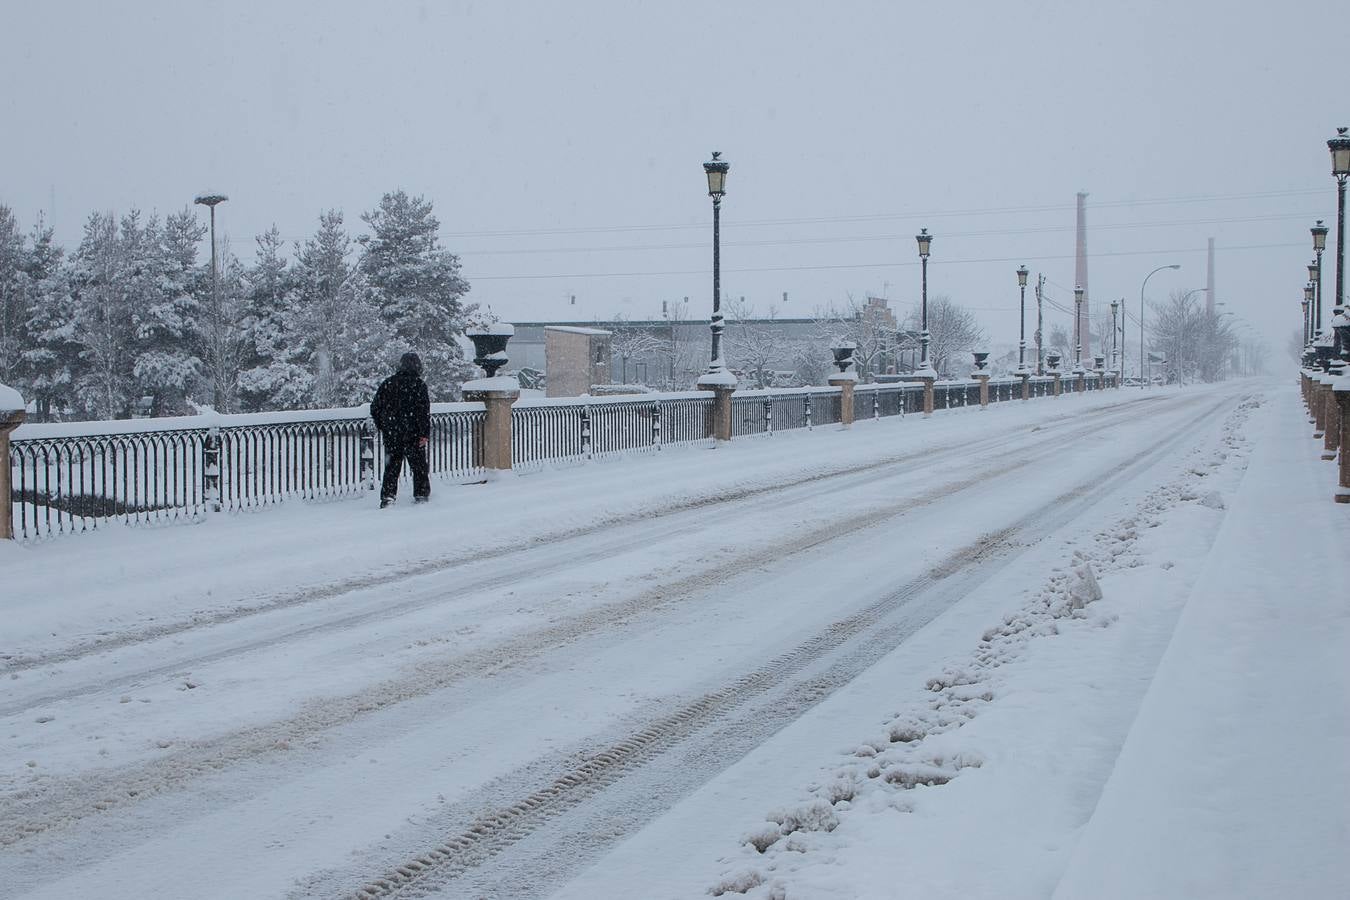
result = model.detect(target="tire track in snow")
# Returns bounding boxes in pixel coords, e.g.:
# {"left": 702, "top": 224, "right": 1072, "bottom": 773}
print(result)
{"left": 331, "top": 395, "right": 1236, "bottom": 899}
{"left": 0, "top": 395, "right": 1209, "bottom": 851}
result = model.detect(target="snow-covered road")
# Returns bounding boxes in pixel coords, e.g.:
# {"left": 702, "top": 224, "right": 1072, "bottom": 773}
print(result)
{"left": 4, "top": 381, "right": 1338, "bottom": 899}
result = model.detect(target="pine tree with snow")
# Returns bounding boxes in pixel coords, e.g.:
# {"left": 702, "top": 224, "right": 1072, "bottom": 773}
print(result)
{"left": 132, "top": 208, "right": 205, "bottom": 415}
{"left": 19, "top": 217, "right": 75, "bottom": 421}
{"left": 358, "top": 191, "right": 473, "bottom": 400}
{"left": 0, "top": 205, "right": 29, "bottom": 395}
{"left": 237, "top": 225, "right": 299, "bottom": 411}
{"left": 287, "top": 210, "right": 390, "bottom": 408}
{"left": 68, "top": 211, "right": 139, "bottom": 419}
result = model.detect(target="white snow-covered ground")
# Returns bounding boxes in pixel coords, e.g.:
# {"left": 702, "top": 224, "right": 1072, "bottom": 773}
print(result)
{"left": 1, "top": 380, "right": 1344, "bottom": 899}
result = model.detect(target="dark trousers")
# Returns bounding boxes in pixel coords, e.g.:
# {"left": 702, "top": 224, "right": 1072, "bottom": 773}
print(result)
{"left": 381, "top": 440, "right": 430, "bottom": 500}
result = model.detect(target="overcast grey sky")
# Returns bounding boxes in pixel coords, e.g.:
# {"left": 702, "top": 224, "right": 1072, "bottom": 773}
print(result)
{"left": 2, "top": 0, "right": 1341, "bottom": 357}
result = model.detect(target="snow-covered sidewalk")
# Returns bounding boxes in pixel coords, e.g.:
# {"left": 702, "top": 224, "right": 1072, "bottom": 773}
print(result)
{"left": 1052, "top": 384, "right": 1350, "bottom": 899}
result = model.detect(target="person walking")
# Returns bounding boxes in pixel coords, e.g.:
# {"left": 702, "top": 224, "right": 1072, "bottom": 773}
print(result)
{"left": 370, "top": 352, "right": 431, "bottom": 507}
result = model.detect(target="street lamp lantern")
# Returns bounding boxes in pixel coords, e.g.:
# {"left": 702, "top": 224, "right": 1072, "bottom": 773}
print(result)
{"left": 1313, "top": 219, "right": 1329, "bottom": 252}
{"left": 703, "top": 151, "right": 729, "bottom": 197}
{"left": 1331, "top": 128, "right": 1350, "bottom": 178}
{"left": 1306, "top": 283, "right": 1316, "bottom": 304}
{"left": 1016, "top": 265, "right": 1029, "bottom": 287}
{"left": 916, "top": 228, "right": 932, "bottom": 258}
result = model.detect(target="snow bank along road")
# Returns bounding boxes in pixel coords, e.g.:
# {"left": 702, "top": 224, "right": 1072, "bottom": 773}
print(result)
{"left": 0, "top": 383, "right": 1261, "bottom": 898}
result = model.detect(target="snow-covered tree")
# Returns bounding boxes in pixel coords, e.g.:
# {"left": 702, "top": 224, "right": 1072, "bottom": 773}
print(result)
{"left": 236, "top": 226, "right": 300, "bottom": 411}
{"left": 1149, "top": 290, "right": 1238, "bottom": 383}
{"left": 609, "top": 314, "right": 671, "bottom": 384}
{"left": 16, "top": 218, "right": 72, "bottom": 420}
{"left": 288, "top": 210, "right": 390, "bottom": 408}
{"left": 196, "top": 240, "right": 250, "bottom": 413}
{"left": 358, "top": 191, "right": 473, "bottom": 400}
{"left": 0, "top": 205, "right": 29, "bottom": 393}
{"left": 133, "top": 209, "right": 206, "bottom": 414}
{"left": 68, "top": 212, "right": 140, "bottom": 419}
{"left": 901, "top": 295, "right": 985, "bottom": 377}
{"left": 724, "top": 298, "right": 788, "bottom": 388}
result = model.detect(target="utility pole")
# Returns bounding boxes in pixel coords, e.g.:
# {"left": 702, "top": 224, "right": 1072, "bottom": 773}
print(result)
{"left": 1034, "top": 274, "right": 1045, "bottom": 375}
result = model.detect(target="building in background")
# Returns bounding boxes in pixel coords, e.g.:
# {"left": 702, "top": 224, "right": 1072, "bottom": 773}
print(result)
{"left": 544, "top": 326, "right": 612, "bottom": 397}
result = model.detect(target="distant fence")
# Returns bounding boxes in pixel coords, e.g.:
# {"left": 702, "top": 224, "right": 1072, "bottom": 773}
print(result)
{"left": 8, "top": 374, "right": 1077, "bottom": 540}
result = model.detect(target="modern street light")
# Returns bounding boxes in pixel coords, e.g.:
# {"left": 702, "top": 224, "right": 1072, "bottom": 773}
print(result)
{"left": 1016, "top": 265, "right": 1029, "bottom": 374}
{"left": 1072, "top": 285, "right": 1085, "bottom": 373}
{"left": 193, "top": 192, "right": 228, "bottom": 409}
{"left": 916, "top": 228, "right": 934, "bottom": 374}
{"left": 1140, "top": 263, "right": 1181, "bottom": 389}
{"left": 701, "top": 152, "right": 730, "bottom": 380}
{"left": 1329, "top": 128, "right": 1350, "bottom": 311}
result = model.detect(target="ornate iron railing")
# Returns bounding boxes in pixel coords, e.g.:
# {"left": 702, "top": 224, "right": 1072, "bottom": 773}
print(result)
{"left": 9, "top": 405, "right": 487, "bottom": 540}
{"left": 8, "top": 374, "right": 1097, "bottom": 540}
{"left": 512, "top": 393, "right": 716, "bottom": 467}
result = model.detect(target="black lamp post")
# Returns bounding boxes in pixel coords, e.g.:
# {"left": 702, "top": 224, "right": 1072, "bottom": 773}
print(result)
{"left": 1016, "top": 265, "right": 1029, "bottom": 373}
{"left": 1330, "top": 128, "right": 1350, "bottom": 312}
{"left": 1308, "top": 258, "right": 1323, "bottom": 340}
{"left": 702, "top": 151, "right": 730, "bottom": 377}
{"left": 1303, "top": 288, "right": 1312, "bottom": 347}
{"left": 916, "top": 228, "right": 933, "bottom": 373}
{"left": 1073, "top": 285, "right": 1085, "bottom": 372}
{"left": 1312, "top": 219, "right": 1329, "bottom": 335}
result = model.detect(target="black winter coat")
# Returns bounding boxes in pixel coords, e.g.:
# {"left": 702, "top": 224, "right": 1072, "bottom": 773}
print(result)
{"left": 370, "top": 371, "right": 431, "bottom": 443}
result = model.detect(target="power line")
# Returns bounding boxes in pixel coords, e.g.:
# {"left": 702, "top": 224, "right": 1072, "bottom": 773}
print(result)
{"left": 444, "top": 187, "right": 1324, "bottom": 240}
{"left": 454, "top": 211, "right": 1321, "bottom": 258}
{"left": 467, "top": 241, "right": 1307, "bottom": 284}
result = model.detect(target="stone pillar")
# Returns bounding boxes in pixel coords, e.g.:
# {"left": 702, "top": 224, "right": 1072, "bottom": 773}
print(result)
{"left": 921, "top": 376, "right": 936, "bottom": 416}
{"left": 0, "top": 408, "right": 25, "bottom": 540}
{"left": 973, "top": 373, "right": 991, "bottom": 408}
{"left": 829, "top": 376, "right": 856, "bottom": 427}
{"left": 1019, "top": 373, "right": 1031, "bottom": 400}
{"left": 1051, "top": 372, "right": 1063, "bottom": 397}
{"left": 1322, "top": 378, "right": 1339, "bottom": 459}
{"left": 462, "top": 383, "right": 520, "bottom": 475}
{"left": 709, "top": 385, "right": 735, "bottom": 442}
{"left": 1337, "top": 385, "right": 1350, "bottom": 503}
{"left": 1314, "top": 375, "right": 1330, "bottom": 439}
{"left": 1076, "top": 373, "right": 1087, "bottom": 394}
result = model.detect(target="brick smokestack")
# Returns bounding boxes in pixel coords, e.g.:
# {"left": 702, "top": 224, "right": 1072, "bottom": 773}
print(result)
{"left": 1075, "top": 192, "right": 1090, "bottom": 358}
